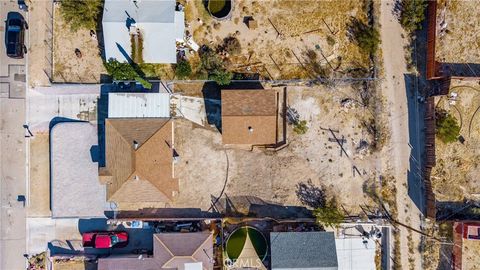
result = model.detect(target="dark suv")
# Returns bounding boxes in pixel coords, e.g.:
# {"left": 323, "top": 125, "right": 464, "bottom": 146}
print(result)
{"left": 5, "top": 12, "right": 25, "bottom": 59}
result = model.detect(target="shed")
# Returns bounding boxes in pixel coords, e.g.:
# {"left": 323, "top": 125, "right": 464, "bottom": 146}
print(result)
{"left": 50, "top": 122, "right": 106, "bottom": 218}
{"left": 270, "top": 232, "right": 338, "bottom": 270}
{"left": 221, "top": 89, "right": 278, "bottom": 145}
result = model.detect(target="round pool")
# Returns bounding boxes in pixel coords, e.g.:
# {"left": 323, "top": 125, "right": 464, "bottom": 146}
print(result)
{"left": 226, "top": 226, "right": 268, "bottom": 261}
{"left": 207, "top": 0, "right": 233, "bottom": 20}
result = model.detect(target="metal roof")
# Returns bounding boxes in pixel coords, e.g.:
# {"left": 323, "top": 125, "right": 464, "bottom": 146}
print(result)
{"left": 270, "top": 232, "right": 338, "bottom": 270}
{"left": 108, "top": 92, "right": 170, "bottom": 118}
{"left": 102, "top": 0, "right": 184, "bottom": 63}
{"left": 50, "top": 122, "right": 106, "bottom": 218}
{"left": 335, "top": 238, "right": 376, "bottom": 270}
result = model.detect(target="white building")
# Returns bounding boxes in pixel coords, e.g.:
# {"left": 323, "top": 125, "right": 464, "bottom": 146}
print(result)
{"left": 102, "top": 0, "right": 185, "bottom": 63}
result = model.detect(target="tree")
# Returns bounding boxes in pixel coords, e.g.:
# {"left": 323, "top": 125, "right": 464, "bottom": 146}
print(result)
{"left": 104, "top": 59, "right": 152, "bottom": 89}
{"left": 175, "top": 60, "right": 192, "bottom": 79}
{"left": 209, "top": 69, "right": 232, "bottom": 86}
{"left": 400, "top": 0, "right": 428, "bottom": 33}
{"left": 221, "top": 36, "right": 241, "bottom": 55}
{"left": 348, "top": 17, "right": 380, "bottom": 56}
{"left": 59, "top": 0, "right": 102, "bottom": 32}
{"left": 313, "top": 199, "right": 345, "bottom": 228}
{"left": 436, "top": 109, "right": 460, "bottom": 143}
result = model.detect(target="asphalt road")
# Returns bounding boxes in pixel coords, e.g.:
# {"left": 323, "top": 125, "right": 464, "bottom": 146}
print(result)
{"left": 0, "top": 1, "right": 28, "bottom": 269}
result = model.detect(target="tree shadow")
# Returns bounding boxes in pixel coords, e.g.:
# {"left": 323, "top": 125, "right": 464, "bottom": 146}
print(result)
{"left": 295, "top": 181, "right": 326, "bottom": 209}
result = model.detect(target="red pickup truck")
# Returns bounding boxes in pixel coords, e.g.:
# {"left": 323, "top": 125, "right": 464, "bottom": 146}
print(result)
{"left": 82, "top": 231, "right": 128, "bottom": 249}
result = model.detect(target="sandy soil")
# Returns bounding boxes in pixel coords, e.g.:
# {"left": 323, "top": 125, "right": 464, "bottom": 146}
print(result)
{"left": 173, "top": 85, "right": 377, "bottom": 213}
{"left": 52, "top": 4, "right": 105, "bottom": 83}
{"left": 183, "top": 0, "right": 369, "bottom": 79}
{"left": 436, "top": 0, "right": 480, "bottom": 63}
{"left": 27, "top": 0, "right": 53, "bottom": 87}
{"left": 27, "top": 133, "right": 51, "bottom": 217}
{"left": 432, "top": 80, "right": 480, "bottom": 201}
{"left": 379, "top": 1, "right": 422, "bottom": 269}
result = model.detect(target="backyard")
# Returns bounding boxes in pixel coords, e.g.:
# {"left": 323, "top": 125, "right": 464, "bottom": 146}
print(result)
{"left": 172, "top": 83, "right": 381, "bottom": 214}
{"left": 432, "top": 80, "right": 480, "bottom": 201}
{"left": 181, "top": 0, "right": 373, "bottom": 80}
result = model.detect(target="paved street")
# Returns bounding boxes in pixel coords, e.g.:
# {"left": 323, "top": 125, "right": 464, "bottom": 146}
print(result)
{"left": 1, "top": 1, "right": 28, "bottom": 269}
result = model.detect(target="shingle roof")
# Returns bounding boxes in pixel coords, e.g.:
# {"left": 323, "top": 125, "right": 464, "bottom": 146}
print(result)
{"left": 221, "top": 90, "right": 278, "bottom": 145}
{"left": 270, "top": 232, "right": 338, "bottom": 270}
{"left": 102, "top": 118, "right": 178, "bottom": 205}
{"left": 98, "top": 232, "right": 213, "bottom": 270}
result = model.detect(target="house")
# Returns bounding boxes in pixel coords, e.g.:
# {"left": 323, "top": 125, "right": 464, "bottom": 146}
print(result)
{"left": 50, "top": 122, "right": 106, "bottom": 218}
{"left": 97, "top": 231, "right": 214, "bottom": 270}
{"left": 108, "top": 92, "right": 171, "bottom": 118}
{"left": 102, "top": 0, "right": 185, "bottom": 63}
{"left": 221, "top": 89, "right": 278, "bottom": 146}
{"left": 452, "top": 222, "right": 480, "bottom": 270}
{"left": 99, "top": 118, "right": 177, "bottom": 209}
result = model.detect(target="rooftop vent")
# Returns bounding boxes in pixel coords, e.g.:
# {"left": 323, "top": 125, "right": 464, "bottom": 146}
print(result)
{"left": 133, "top": 140, "right": 139, "bottom": 149}
{"left": 248, "top": 126, "right": 254, "bottom": 133}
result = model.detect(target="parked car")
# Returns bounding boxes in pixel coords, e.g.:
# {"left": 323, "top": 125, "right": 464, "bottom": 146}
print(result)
{"left": 5, "top": 12, "right": 25, "bottom": 58}
{"left": 82, "top": 231, "right": 128, "bottom": 249}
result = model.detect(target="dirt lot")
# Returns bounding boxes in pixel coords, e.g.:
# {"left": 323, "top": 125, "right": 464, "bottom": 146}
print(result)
{"left": 435, "top": 0, "right": 480, "bottom": 63}
{"left": 173, "top": 84, "right": 378, "bottom": 213}
{"left": 432, "top": 80, "right": 480, "bottom": 201}
{"left": 28, "top": 133, "right": 51, "bottom": 217}
{"left": 182, "top": 0, "right": 370, "bottom": 80}
{"left": 52, "top": 4, "right": 106, "bottom": 83}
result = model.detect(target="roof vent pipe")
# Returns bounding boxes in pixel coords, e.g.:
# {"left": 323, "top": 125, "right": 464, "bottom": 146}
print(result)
{"left": 133, "top": 140, "right": 139, "bottom": 149}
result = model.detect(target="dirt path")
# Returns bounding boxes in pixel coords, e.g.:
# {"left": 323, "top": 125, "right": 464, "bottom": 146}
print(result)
{"left": 379, "top": 1, "right": 423, "bottom": 269}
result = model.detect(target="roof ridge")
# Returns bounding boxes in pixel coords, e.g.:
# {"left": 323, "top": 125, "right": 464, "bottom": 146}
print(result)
{"left": 135, "top": 119, "right": 171, "bottom": 152}
{"left": 191, "top": 232, "right": 212, "bottom": 257}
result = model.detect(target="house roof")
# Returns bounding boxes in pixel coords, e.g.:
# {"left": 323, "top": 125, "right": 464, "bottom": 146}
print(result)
{"left": 102, "top": 118, "right": 177, "bottom": 205}
{"left": 102, "top": 0, "right": 184, "bottom": 63}
{"left": 108, "top": 92, "right": 171, "bottom": 118}
{"left": 97, "top": 232, "right": 213, "bottom": 270}
{"left": 270, "top": 232, "right": 338, "bottom": 270}
{"left": 50, "top": 122, "right": 106, "bottom": 218}
{"left": 221, "top": 90, "right": 278, "bottom": 145}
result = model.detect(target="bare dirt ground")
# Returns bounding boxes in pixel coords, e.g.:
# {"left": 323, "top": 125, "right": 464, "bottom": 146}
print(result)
{"left": 182, "top": 0, "right": 370, "bottom": 79}
{"left": 432, "top": 80, "right": 480, "bottom": 202}
{"left": 435, "top": 0, "right": 480, "bottom": 63}
{"left": 27, "top": 0, "right": 53, "bottom": 87}
{"left": 173, "top": 85, "right": 378, "bottom": 213}
{"left": 52, "top": 4, "right": 105, "bottom": 83}
{"left": 27, "top": 133, "right": 50, "bottom": 217}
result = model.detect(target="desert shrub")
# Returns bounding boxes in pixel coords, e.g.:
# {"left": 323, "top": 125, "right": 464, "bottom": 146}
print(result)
{"left": 221, "top": 36, "right": 241, "bottom": 55}
{"left": 59, "top": 0, "right": 102, "bottom": 32}
{"left": 209, "top": 69, "right": 232, "bottom": 86}
{"left": 175, "top": 60, "right": 192, "bottom": 79}
{"left": 293, "top": 120, "right": 308, "bottom": 134}
{"left": 327, "top": 35, "right": 336, "bottom": 46}
{"left": 399, "top": 0, "right": 428, "bottom": 33}
{"left": 348, "top": 17, "right": 380, "bottom": 56}
{"left": 436, "top": 109, "right": 460, "bottom": 143}
{"left": 313, "top": 199, "right": 345, "bottom": 228}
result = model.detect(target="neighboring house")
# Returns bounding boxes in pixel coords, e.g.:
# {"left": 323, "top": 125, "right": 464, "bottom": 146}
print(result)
{"left": 102, "top": 0, "right": 185, "bottom": 63}
{"left": 50, "top": 122, "right": 106, "bottom": 218}
{"left": 452, "top": 222, "right": 480, "bottom": 270}
{"left": 221, "top": 89, "right": 278, "bottom": 146}
{"left": 270, "top": 232, "right": 338, "bottom": 270}
{"left": 97, "top": 231, "right": 214, "bottom": 270}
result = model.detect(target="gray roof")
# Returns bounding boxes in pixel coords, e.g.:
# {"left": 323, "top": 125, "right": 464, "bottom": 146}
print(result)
{"left": 50, "top": 122, "right": 106, "bottom": 218}
{"left": 270, "top": 232, "right": 338, "bottom": 270}
{"left": 102, "top": 0, "right": 184, "bottom": 63}
{"left": 108, "top": 92, "right": 171, "bottom": 118}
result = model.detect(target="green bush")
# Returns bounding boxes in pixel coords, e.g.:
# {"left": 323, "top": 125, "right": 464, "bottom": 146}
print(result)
{"left": 104, "top": 59, "right": 137, "bottom": 80}
{"left": 59, "top": 0, "right": 102, "bottom": 32}
{"left": 436, "top": 109, "right": 460, "bottom": 143}
{"left": 348, "top": 18, "right": 380, "bottom": 56}
{"left": 209, "top": 69, "right": 232, "bottom": 86}
{"left": 400, "top": 0, "right": 428, "bottom": 33}
{"left": 293, "top": 120, "right": 308, "bottom": 135}
{"left": 175, "top": 60, "right": 192, "bottom": 79}
{"left": 313, "top": 199, "right": 344, "bottom": 228}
